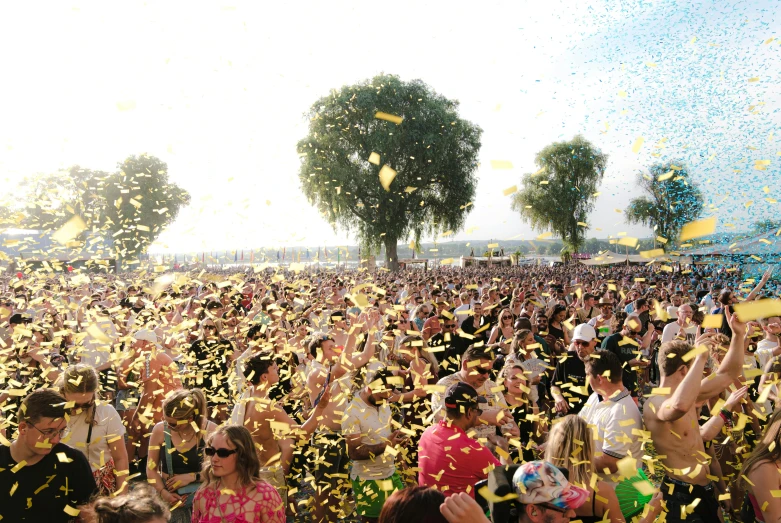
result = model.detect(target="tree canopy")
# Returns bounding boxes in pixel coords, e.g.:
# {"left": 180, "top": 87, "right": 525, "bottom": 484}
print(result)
{"left": 510, "top": 135, "right": 608, "bottom": 254}
{"left": 297, "top": 74, "right": 482, "bottom": 270}
{"left": 103, "top": 155, "right": 191, "bottom": 266}
{"left": 1, "top": 154, "right": 190, "bottom": 267}
{"left": 624, "top": 162, "right": 703, "bottom": 245}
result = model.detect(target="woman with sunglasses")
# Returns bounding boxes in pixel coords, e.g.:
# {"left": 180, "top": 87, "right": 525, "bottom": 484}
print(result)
{"left": 547, "top": 304, "right": 571, "bottom": 353}
{"left": 192, "top": 425, "right": 285, "bottom": 523}
{"left": 147, "top": 388, "right": 216, "bottom": 522}
{"left": 487, "top": 308, "right": 515, "bottom": 352}
{"left": 58, "top": 364, "right": 129, "bottom": 495}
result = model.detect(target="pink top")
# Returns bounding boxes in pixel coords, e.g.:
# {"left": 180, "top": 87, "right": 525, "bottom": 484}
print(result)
{"left": 418, "top": 419, "right": 500, "bottom": 498}
{"left": 191, "top": 481, "right": 285, "bottom": 523}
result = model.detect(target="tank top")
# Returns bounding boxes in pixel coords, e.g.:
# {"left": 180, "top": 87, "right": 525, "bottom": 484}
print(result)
{"left": 162, "top": 426, "right": 206, "bottom": 475}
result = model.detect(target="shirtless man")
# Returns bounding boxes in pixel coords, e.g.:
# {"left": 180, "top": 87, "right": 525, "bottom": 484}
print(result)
{"left": 232, "top": 351, "right": 331, "bottom": 513}
{"left": 306, "top": 330, "right": 375, "bottom": 523}
{"left": 117, "top": 329, "right": 181, "bottom": 474}
{"left": 644, "top": 310, "right": 746, "bottom": 522}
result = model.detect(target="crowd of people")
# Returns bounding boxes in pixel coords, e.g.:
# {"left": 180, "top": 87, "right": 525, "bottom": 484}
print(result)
{"left": 0, "top": 261, "right": 779, "bottom": 523}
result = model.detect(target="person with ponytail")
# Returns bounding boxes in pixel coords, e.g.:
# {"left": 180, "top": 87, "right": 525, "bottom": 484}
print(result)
{"left": 84, "top": 483, "right": 170, "bottom": 523}
{"left": 58, "top": 363, "right": 129, "bottom": 495}
{"left": 146, "top": 388, "right": 217, "bottom": 523}
{"left": 192, "top": 424, "right": 285, "bottom": 523}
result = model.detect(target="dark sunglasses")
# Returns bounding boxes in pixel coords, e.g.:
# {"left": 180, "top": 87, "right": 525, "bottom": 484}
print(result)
{"left": 539, "top": 503, "right": 568, "bottom": 514}
{"left": 204, "top": 447, "right": 238, "bottom": 458}
{"left": 203, "top": 325, "right": 217, "bottom": 330}
{"left": 71, "top": 400, "right": 95, "bottom": 410}
{"left": 475, "top": 366, "right": 490, "bottom": 375}
{"left": 443, "top": 324, "right": 456, "bottom": 328}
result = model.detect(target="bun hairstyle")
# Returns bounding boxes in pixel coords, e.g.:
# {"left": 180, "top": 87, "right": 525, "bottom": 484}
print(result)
{"left": 163, "top": 388, "right": 207, "bottom": 431}
{"left": 87, "top": 483, "right": 169, "bottom": 523}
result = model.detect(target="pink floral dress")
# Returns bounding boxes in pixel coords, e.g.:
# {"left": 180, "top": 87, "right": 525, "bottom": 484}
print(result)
{"left": 191, "top": 481, "right": 284, "bottom": 523}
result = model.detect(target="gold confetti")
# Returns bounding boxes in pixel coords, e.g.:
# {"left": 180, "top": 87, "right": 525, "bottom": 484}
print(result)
{"left": 368, "top": 152, "right": 381, "bottom": 165}
{"left": 51, "top": 215, "right": 87, "bottom": 245}
{"left": 734, "top": 299, "right": 781, "bottom": 322}
{"left": 375, "top": 111, "right": 403, "bottom": 124}
{"left": 378, "top": 165, "right": 397, "bottom": 191}
{"left": 701, "top": 315, "right": 723, "bottom": 329}
{"left": 631, "top": 137, "right": 645, "bottom": 154}
{"left": 679, "top": 216, "right": 716, "bottom": 241}
{"left": 490, "top": 160, "right": 514, "bottom": 170}
{"left": 502, "top": 185, "right": 518, "bottom": 196}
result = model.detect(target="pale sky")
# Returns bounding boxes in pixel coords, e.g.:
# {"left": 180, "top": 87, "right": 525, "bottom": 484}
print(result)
{"left": 1, "top": 0, "right": 778, "bottom": 253}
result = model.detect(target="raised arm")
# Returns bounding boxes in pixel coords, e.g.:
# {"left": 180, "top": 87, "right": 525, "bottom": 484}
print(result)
{"left": 698, "top": 311, "right": 747, "bottom": 401}
{"left": 746, "top": 268, "right": 773, "bottom": 302}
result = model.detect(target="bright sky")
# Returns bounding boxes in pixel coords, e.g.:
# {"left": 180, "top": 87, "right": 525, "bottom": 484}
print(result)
{"left": 1, "top": 0, "right": 778, "bottom": 253}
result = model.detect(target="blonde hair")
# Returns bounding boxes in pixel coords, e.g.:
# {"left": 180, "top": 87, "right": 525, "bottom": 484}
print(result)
{"left": 544, "top": 415, "right": 594, "bottom": 488}
{"left": 163, "top": 388, "right": 207, "bottom": 431}
{"left": 57, "top": 364, "right": 101, "bottom": 396}
{"left": 398, "top": 335, "right": 440, "bottom": 377}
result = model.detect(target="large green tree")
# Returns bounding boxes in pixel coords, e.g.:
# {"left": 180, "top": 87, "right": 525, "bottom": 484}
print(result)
{"left": 624, "top": 162, "right": 703, "bottom": 245}
{"left": 103, "top": 154, "right": 190, "bottom": 266}
{"left": 297, "top": 74, "right": 482, "bottom": 270}
{"left": 511, "top": 135, "right": 608, "bottom": 254}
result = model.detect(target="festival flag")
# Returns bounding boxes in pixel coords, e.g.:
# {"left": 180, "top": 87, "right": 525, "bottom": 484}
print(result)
{"left": 277, "top": 250, "right": 280, "bottom": 260}
{"left": 283, "top": 247, "right": 286, "bottom": 260}
{"left": 202, "top": 252, "right": 205, "bottom": 263}
{"left": 234, "top": 250, "right": 238, "bottom": 262}
{"left": 307, "top": 249, "right": 310, "bottom": 260}
{"left": 241, "top": 250, "right": 244, "bottom": 261}
{"left": 250, "top": 250, "right": 254, "bottom": 262}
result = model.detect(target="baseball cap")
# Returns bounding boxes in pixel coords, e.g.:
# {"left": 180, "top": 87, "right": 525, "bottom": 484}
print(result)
{"left": 444, "top": 382, "right": 487, "bottom": 410}
{"left": 572, "top": 324, "right": 597, "bottom": 343}
{"left": 513, "top": 461, "right": 589, "bottom": 511}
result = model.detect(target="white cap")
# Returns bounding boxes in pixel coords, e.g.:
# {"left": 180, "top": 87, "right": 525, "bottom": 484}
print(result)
{"left": 572, "top": 323, "right": 597, "bottom": 342}
{"left": 133, "top": 328, "right": 161, "bottom": 347}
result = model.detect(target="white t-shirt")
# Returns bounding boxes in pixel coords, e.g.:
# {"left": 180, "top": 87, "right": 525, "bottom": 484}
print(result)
{"left": 579, "top": 389, "right": 643, "bottom": 485}
{"left": 64, "top": 403, "right": 126, "bottom": 471}
{"left": 342, "top": 393, "right": 395, "bottom": 481}
{"left": 757, "top": 339, "right": 779, "bottom": 370}
{"left": 661, "top": 322, "right": 697, "bottom": 344}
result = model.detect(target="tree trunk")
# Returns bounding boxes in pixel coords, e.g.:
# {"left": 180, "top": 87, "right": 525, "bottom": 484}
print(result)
{"left": 384, "top": 237, "right": 399, "bottom": 272}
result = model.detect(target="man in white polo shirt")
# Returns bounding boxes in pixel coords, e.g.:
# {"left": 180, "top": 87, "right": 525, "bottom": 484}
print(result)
{"left": 579, "top": 350, "right": 643, "bottom": 486}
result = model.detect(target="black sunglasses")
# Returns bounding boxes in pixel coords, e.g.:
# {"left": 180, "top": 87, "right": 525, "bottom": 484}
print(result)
{"left": 475, "top": 366, "right": 490, "bottom": 375}
{"left": 203, "top": 325, "right": 217, "bottom": 330}
{"left": 71, "top": 400, "right": 95, "bottom": 410}
{"left": 204, "top": 447, "right": 238, "bottom": 458}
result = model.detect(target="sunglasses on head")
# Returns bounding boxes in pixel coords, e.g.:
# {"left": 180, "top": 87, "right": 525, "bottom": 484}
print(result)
{"left": 204, "top": 447, "right": 238, "bottom": 458}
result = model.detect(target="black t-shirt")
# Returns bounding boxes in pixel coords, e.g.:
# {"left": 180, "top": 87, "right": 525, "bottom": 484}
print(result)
{"left": 0, "top": 443, "right": 97, "bottom": 522}
{"left": 550, "top": 350, "right": 592, "bottom": 414}
{"left": 601, "top": 333, "right": 638, "bottom": 396}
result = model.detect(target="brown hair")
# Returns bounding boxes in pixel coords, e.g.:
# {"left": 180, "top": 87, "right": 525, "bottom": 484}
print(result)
{"left": 201, "top": 425, "right": 260, "bottom": 488}
{"left": 658, "top": 340, "right": 692, "bottom": 376}
{"left": 85, "top": 483, "right": 170, "bottom": 523}
{"left": 510, "top": 329, "right": 533, "bottom": 358}
{"left": 738, "top": 409, "right": 781, "bottom": 491}
{"left": 585, "top": 350, "right": 623, "bottom": 383}
{"left": 378, "top": 486, "right": 448, "bottom": 523}
{"left": 163, "top": 388, "right": 207, "bottom": 432}
{"left": 18, "top": 389, "right": 67, "bottom": 425}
